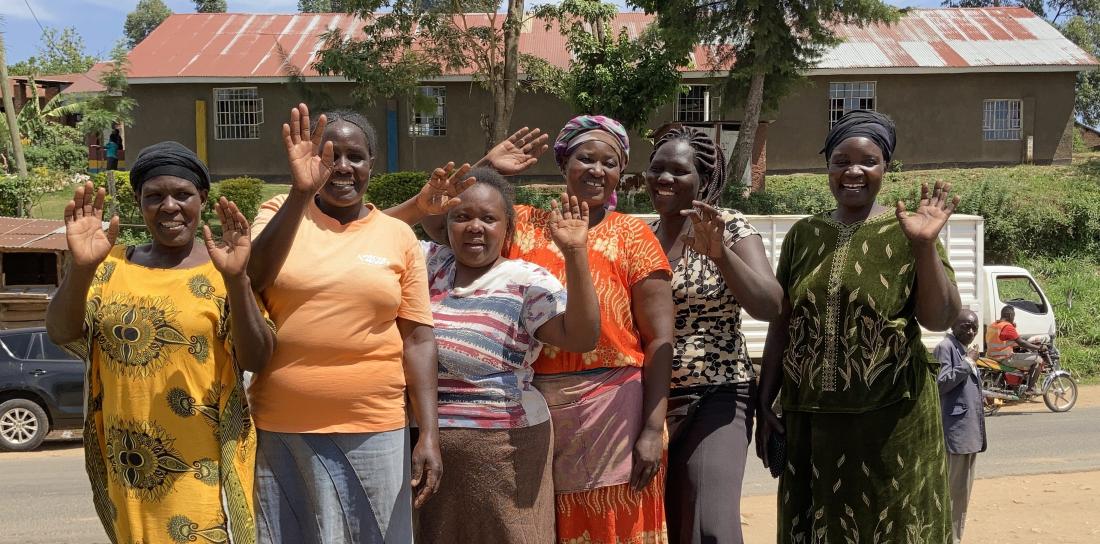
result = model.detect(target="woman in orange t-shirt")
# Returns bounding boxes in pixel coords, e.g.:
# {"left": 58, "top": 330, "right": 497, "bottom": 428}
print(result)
{"left": 392, "top": 115, "right": 675, "bottom": 543}
{"left": 246, "top": 104, "right": 441, "bottom": 543}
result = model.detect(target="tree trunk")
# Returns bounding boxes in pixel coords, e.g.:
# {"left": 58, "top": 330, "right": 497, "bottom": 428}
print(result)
{"left": 729, "top": 68, "right": 765, "bottom": 194}
{"left": 0, "top": 34, "right": 28, "bottom": 177}
{"left": 486, "top": 0, "right": 524, "bottom": 152}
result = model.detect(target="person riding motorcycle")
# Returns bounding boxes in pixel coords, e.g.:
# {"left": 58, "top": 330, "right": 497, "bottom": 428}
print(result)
{"left": 985, "top": 305, "right": 1050, "bottom": 394}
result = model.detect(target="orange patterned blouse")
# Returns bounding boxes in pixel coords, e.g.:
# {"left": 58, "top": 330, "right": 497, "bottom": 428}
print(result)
{"left": 507, "top": 205, "right": 671, "bottom": 374}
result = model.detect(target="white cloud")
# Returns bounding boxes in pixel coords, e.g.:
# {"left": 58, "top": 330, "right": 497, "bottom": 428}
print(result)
{"left": 0, "top": 0, "right": 56, "bottom": 22}
{"left": 227, "top": 0, "right": 299, "bottom": 12}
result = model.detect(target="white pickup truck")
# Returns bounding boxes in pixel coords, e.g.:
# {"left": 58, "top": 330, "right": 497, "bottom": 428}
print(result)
{"left": 637, "top": 214, "right": 1057, "bottom": 358}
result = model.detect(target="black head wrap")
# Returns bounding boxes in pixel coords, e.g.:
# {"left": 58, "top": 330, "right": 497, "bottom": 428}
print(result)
{"left": 129, "top": 141, "right": 211, "bottom": 193}
{"left": 821, "top": 110, "right": 897, "bottom": 164}
{"left": 651, "top": 126, "right": 727, "bottom": 205}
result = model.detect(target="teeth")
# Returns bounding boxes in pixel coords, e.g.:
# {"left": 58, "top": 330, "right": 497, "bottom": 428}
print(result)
{"left": 584, "top": 181, "right": 602, "bottom": 187}
{"left": 160, "top": 221, "right": 183, "bottom": 228}
{"left": 657, "top": 190, "right": 675, "bottom": 196}
{"left": 331, "top": 180, "right": 354, "bottom": 187}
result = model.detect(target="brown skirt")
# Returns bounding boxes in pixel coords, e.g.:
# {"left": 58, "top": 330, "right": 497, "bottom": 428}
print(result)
{"left": 414, "top": 421, "right": 555, "bottom": 544}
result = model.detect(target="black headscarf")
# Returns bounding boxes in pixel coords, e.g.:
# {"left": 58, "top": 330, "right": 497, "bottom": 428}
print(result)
{"left": 821, "top": 110, "right": 897, "bottom": 164}
{"left": 129, "top": 141, "right": 211, "bottom": 193}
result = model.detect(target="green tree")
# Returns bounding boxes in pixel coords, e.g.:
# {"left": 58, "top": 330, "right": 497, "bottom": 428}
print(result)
{"left": 529, "top": 0, "right": 687, "bottom": 132}
{"left": 194, "top": 0, "right": 228, "bottom": 12}
{"left": 77, "top": 43, "right": 137, "bottom": 135}
{"left": 299, "top": 0, "right": 349, "bottom": 11}
{"left": 942, "top": 1, "right": 1100, "bottom": 125}
{"left": 314, "top": 0, "right": 530, "bottom": 152}
{"left": 125, "top": 0, "right": 173, "bottom": 48}
{"left": 8, "top": 27, "right": 97, "bottom": 76}
{"left": 636, "top": 0, "right": 897, "bottom": 191}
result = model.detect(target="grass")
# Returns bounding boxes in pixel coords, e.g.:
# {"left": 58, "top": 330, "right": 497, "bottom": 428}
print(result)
{"left": 1018, "top": 257, "right": 1100, "bottom": 381}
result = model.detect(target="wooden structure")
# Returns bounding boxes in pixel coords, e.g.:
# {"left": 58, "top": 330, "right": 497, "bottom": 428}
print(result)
{"left": 0, "top": 217, "right": 67, "bottom": 330}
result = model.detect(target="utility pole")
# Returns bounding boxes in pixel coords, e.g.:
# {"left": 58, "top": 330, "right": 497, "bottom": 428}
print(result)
{"left": 0, "top": 32, "right": 28, "bottom": 177}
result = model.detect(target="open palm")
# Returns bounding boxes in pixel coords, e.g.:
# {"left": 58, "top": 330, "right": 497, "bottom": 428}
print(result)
{"left": 481, "top": 127, "right": 549, "bottom": 175}
{"left": 896, "top": 181, "right": 959, "bottom": 243}
{"left": 204, "top": 197, "right": 251, "bottom": 277}
{"left": 682, "top": 201, "right": 726, "bottom": 259}
{"left": 64, "top": 182, "right": 119, "bottom": 269}
{"left": 549, "top": 193, "right": 589, "bottom": 252}
{"left": 283, "top": 103, "right": 333, "bottom": 195}
{"left": 416, "top": 162, "right": 475, "bottom": 215}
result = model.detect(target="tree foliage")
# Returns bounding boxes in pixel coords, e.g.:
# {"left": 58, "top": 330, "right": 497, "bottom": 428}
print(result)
{"left": 7, "top": 27, "right": 97, "bottom": 76}
{"left": 313, "top": 0, "right": 530, "bottom": 151}
{"left": 530, "top": 0, "right": 687, "bottom": 132}
{"left": 77, "top": 43, "right": 137, "bottom": 135}
{"left": 194, "top": 0, "right": 228, "bottom": 12}
{"left": 125, "top": 0, "right": 173, "bottom": 48}
{"left": 943, "top": 1, "right": 1100, "bottom": 125}
{"left": 299, "top": 0, "right": 350, "bottom": 11}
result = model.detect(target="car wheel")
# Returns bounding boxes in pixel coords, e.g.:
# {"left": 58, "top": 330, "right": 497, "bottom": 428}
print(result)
{"left": 0, "top": 399, "right": 50, "bottom": 452}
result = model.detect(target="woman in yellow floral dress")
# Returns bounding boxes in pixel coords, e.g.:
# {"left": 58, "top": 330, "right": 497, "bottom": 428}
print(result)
{"left": 46, "top": 142, "right": 275, "bottom": 544}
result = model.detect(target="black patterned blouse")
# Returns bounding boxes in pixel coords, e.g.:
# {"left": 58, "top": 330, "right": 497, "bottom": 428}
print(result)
{"left": 650, "top": 209, "right": 760, "bottom": 388}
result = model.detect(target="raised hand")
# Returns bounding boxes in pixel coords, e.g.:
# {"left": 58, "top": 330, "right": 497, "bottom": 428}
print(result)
{"left": 548, "top": 193, "right": 589, "bottom": 252}
{"left": 682, "top": 201, "right": 726, "bottom": 259}
{"left": 64, "top": 181, "right": 119, "bottom": 269}
{"left": 480, "top": 127, "right": 549, "bottom": 175}
{"left": 203, "top": 197, "right": 251, "bottom": 278}
{"left": 896, "top": 181, "right": 959, "bottom": 244}
{"left": 282, "top": 103, "right": 334, "bottom": 196}
{"left": 415, "top": 162, "right": 475, "bottom": 215}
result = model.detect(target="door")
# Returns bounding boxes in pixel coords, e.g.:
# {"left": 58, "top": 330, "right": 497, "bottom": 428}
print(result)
{"left": 991, "top": 274, "right": 1056, "bottom": 338}
{"left": 23, "top": 333, "right": 84, "bottom": 425}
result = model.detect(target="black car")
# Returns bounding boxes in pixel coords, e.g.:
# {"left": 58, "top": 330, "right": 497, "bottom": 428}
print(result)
{"left": 0, "top": 327, "right": 83, "bottom": 451}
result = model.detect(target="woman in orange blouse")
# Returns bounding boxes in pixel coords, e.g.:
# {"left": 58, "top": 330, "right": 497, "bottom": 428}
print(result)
{"left": 391, "top": 116, "right": 675, "bottom": 543}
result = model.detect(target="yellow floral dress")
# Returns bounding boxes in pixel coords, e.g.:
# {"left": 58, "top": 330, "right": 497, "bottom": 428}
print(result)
{"left": 69, "top": 246, "right": 264, "bottom": 544}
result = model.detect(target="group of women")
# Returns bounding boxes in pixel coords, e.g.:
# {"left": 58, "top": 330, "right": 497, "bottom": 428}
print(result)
{"left": 45, "top": 103, "right": 962, "bottom": 544}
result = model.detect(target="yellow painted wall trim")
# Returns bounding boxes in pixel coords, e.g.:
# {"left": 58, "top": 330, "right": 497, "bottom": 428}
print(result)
{"left": 195, "top": 100, "right": 208, "bottom": 165}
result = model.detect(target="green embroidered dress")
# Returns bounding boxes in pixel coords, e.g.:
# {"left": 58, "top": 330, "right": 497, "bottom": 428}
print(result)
{"left": 775, "top": 211, "right": 953, "bottom": 544}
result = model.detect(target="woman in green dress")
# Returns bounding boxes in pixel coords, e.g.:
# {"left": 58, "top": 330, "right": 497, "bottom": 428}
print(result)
{"left": 756, "top": 110, "right": 961, "bottom": 544}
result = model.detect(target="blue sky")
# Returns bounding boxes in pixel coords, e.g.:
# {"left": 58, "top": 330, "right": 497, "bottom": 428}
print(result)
{"left": 1, "top": 0, "right": 946, "bottom": 65}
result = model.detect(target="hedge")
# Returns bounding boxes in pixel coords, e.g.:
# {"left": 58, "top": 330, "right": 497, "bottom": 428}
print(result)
{"left": 366, "top": 171, "right": 428, "bottom": 210}
{"left": 213, "top": 177, "right": 265, "bottom": 221}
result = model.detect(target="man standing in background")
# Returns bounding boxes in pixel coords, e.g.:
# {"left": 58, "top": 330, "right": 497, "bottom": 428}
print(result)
{"left": 936, "top": 309, "right": 986, "bottom": 543}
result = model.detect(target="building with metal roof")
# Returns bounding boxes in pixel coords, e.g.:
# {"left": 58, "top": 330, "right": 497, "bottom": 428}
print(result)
{"left": 120, "top": 7, "right": 1097, "bottom": 178}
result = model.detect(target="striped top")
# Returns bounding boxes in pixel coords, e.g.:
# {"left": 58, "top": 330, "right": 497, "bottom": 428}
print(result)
{"left": 423, "top": 242, "right": 567, "bottom": 429}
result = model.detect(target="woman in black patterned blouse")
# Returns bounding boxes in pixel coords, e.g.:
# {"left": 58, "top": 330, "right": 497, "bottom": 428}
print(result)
{"left": 645, "top": 126, "right": 783, "bottom": 544}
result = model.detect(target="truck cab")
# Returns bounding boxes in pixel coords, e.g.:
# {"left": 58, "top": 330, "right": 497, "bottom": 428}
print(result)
{"left": 981, "top": 266, "right": 1057, "bottom": 352}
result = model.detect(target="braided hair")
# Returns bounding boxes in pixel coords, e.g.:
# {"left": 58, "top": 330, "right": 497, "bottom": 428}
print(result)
{"left": 650, "top": 126, "right": 727, "bottom": 205}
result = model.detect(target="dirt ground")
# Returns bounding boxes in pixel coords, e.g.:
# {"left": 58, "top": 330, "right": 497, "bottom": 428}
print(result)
{"left": 741, "top": 385, "right": 1100, "bottom": 543}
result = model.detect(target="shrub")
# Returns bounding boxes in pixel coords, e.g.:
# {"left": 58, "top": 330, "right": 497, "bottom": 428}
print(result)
{"left": 23, "top": 143, "right": 87, "bottom": 173}
{"left": 215, "top": 177, "right": 265, "bottom": 221}
{"left": 366, "top": 171, "right": 428, "bottom": 210}
{"left": 0, "top": 175, "right": 50, "bottom": 217}
{"left": 91, "top": 170, "right": 141, "bottom": 226}
{"left": 514, "top": 186, "right": 560, "bottom": 209}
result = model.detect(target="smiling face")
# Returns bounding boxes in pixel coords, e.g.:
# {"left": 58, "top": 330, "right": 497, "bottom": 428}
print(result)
{"left": 447, "top": 184, "right": 510, "bottom": 269}
{"left": 827, "top": 136, "right": 885, "bottom": 213}
{"left": 952, "top": 311, "right": 980, "bottom": 346}
{"left": 137, "top": 175, "right": 206, "bottom": 247}
{"left": 645, "top": 139, "right": 699, "bottom": 215}
{"left": 318, "top": 120, "right": 373, "bottom": 209}
{"left": 563, "top": 139, "right": 622, "bottom": 209}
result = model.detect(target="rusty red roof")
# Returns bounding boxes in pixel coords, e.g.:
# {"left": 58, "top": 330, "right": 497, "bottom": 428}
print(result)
{"left": 124, "top": 7, "right": 1096, "bottom": 82}
{"left": 59, "top": 62, "right": 111, "bottom": 95}
{"left": 0, "top": 217, "right": 68, "bottom": 252}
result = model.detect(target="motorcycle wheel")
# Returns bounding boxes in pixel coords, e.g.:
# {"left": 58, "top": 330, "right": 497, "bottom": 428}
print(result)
{"left": 1043, "top": 374, "right": 1078, "bottom": 413}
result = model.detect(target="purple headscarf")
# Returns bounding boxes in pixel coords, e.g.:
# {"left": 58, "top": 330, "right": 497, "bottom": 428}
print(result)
{"left": 553, "top": 115, "right": 630, "bottom": 172}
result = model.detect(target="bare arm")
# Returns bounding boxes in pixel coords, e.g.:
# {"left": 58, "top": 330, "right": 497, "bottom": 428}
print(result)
{"left": 683, "top": 203, "right": 781, "bottom": 321}
{"left": 755, "top": 299, "right": 790, "bottom": 466}
{"left": 384, "top": 163, "right": 474, "bottom": 226}
{"left": 249, "top": 103, "right": 334, "bottom": 292}
{"left": 223, "top": 275, "right": 275, "bottom": 372}
{"left": 535, "top": 195, "right": 599, "bottom": 352}
{"left": 46, "top": 183, "right": 119, "bottom": 345}
{"left": 911, "top": 240, "right": 961, "bottom": 332}
{"left": 396, "top": 318, "right": 442, "bottom": 509}
{"left": 1014, "top": 337, "right": 1046, "bottom": 352}
{"left": 628, "top": 272, "right": 674, "bottom": 491}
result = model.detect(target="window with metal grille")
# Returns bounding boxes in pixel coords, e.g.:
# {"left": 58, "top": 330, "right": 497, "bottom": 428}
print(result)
{"left": 410, "top": 86, "right": 446, "bottom": 136}
{"left": 983, "top": 99, "right": 1022, "bottom": 141}
{"left": 214, "top": 87, "right": 264, "bottom": 140}
{"left": 677, "top": 85, "right": 721, "bottom": 123}
{"left": 829, "top": 82, "right": 876, "bottom": 126}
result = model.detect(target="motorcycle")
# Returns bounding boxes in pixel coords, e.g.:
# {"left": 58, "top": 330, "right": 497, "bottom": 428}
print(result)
{"left": 976, "top": 344, "right": 1078, "bottom": 416}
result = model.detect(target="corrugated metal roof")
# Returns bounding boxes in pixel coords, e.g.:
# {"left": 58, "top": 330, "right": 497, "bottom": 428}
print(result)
{"left": 125, "top": 7, "right": 1096, "bottom": 81}
{"left": 0, "top": 218, "right": 68, "bottom": 252}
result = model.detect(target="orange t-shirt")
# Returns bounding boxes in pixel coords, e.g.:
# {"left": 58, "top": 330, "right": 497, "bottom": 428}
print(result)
{"left": 507, "top": 205, "right": 671, "bottom": 374}
{"left": 248, "top": 195, "right": 433, "bottom": 433}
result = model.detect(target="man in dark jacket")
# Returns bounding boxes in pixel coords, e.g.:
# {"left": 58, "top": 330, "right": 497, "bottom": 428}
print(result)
{"left": 936, "top": 309, "right": 986, "bottom": 544}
